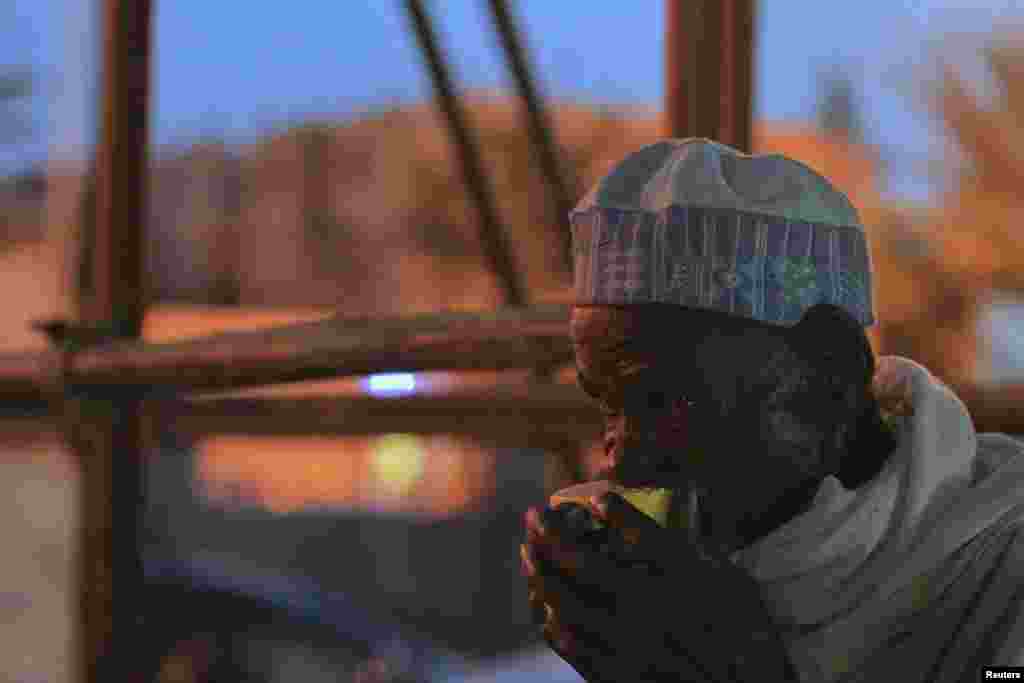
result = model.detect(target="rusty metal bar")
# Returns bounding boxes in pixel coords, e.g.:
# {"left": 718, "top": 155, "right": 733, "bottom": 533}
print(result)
{"left": 0, "top": 306, "right": 572, "bottom": 401}
{"left": 85, "top": 5, "right": 150, "bottom": 331}
{"left": 402, "top": 0, "right": 528, "bottom": 306}
{"left": 70, "top": 0, "right": 154, "bottom": 680}
{"left": 664, "top": 0, "right": 754, "bottom": 152}
{"left": 694, "top": 0, "right": 723, "bottom": 141}
{"left": 483, "top": 0, "right": 576, "bottom": 276}
{"left": 172, "top": 382, "right": 602, "bottom": 445}
{"left": 71, "top": 305, "right": 570, "bottom": 394}
{"left": 665, "top": 0, "right": 698, "bottom": 138}
{"left": 717, "top": 0, "right": 755, "bottom": 152}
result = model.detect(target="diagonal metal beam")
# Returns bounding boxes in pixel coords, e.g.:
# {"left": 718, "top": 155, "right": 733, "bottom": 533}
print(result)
{"left": 0, "top": 305, "right": 573, "bottom": 402}
{"left": 483, "top": 0, "right": 576, "bottom": 277}
{"left": 402, "top": 0, "right": 528, "bottom": 306}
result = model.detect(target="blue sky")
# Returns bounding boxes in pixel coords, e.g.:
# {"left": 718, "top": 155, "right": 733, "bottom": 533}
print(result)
{"left": 4, "top": 1, "right": 1023, "bottom": 202}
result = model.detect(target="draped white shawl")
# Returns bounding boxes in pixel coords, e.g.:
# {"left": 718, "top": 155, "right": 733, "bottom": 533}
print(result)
{"left": 724, "top": 355, "right": 1024, "bottom": 682}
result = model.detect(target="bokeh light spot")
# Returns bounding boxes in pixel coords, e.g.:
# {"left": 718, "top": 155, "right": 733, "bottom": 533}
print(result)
{"left": 364, "top": 373, "right": 417, "bottom": 396}
{"left": 372, "top": 434, "right": 425, "bottom": 496}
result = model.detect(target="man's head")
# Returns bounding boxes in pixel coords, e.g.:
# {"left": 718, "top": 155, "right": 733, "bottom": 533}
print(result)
{"left": 571, "top": 301, "right": 896, "bottom": 544}
{"left": 567, "top": 138, "right": 895, "bottom": 544}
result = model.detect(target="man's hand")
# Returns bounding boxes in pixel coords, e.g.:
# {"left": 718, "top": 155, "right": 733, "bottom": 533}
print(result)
{"left": 521, "top": 492, "right": 799, "bottom": 683}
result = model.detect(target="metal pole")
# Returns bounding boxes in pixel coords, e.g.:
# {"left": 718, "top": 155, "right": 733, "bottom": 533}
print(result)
{"left": 665, "top": 0, "right": 695, "bottom": 138}
{"left": 718, "top": 0, "right": 755, "bottom": 152}
{"left": 86, "top": 0, "right": 150, "bottom": 332}
{"left": 483, "top": 0, "right": 575, "bottom": 277}
{"left": 402, "top": 0, "right": 528, "bottom": 307}
{"left": 694, "top": 0, "right": 722, "bottom": 141}
{"left": 72, "top": 0, "right": 154, "bottom": 680}
{"left": 665, "top": 0, "right": 754, "bottom": 152}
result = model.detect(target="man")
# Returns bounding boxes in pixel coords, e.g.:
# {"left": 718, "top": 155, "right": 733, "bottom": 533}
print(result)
{"left": 521, "top": 139, "right": 1024, "bottom": 682}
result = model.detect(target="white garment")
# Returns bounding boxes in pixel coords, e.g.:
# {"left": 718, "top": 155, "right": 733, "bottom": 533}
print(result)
{"left": 727, "top": 355, "right": 1024, "bottom": 682}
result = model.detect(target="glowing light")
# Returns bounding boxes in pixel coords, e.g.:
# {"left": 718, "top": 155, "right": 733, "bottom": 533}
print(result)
{"left": 198, "top": 433, "right": 496, "bottom": 518}
{"left": 372, "top": 434, "right": 425, "bottom": 496}
{"left": 364, "top": 373, "right": 417, "bottom": 396}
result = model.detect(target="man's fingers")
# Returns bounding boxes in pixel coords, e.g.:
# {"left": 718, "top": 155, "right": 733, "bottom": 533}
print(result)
{"left": 591, "top": 493, "right": 681, "bottom": 568}
{"left": 524, "top": 543, "right": 551, "bottom": 629}
{"left": 528, "top": 518, "right": 628, "bottom": 594}
{"left": 529, "top": 558, "right": 584, "bottom": 619}
{"left": 529, "top": 562, "right": 679, "bottom": 683}
{"left": 520, "top": 543, "right": 536, "bottom": 577}
{"left": 528, "top": 551, "right": 619, "bottom": 636}
{"left": 526, "top": 578, "right": 551, "bottom": 626}
{"left": 551, "top": 541, "right": 630, "bottom": 604}
{"left": 528, "top": 503, "right": 640, "bottom": 587}
{"left": 528, "top": 556, "right": 618, "bottom": 676}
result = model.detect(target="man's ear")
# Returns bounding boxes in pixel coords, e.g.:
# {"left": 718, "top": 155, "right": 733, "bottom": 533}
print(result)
{"left": 788, "top": 304, "right": 874, "bottom": 387}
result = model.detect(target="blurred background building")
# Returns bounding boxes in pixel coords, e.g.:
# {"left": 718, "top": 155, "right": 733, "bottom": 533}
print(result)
{"left": 3, "top": 1, "right": 1024, "bottom": 681}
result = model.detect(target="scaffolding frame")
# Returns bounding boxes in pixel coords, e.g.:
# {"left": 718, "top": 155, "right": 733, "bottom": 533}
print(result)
{"left": 8, "top": 1, "right": 1021, "bottom": 681}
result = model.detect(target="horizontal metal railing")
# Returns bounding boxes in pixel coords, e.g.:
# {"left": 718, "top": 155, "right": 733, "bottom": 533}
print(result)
{"left": 0, "top": 305, "right": 573, "bottom": 403}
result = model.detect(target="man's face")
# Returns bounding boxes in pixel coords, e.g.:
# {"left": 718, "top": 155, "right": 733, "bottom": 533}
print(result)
{"left": 570, "top": 304, "right": 816, "bottom": 496}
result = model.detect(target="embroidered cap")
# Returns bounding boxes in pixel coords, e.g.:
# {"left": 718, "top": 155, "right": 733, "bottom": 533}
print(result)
{"left": 570, "top": 138, "right": 875, "bottom": 327}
